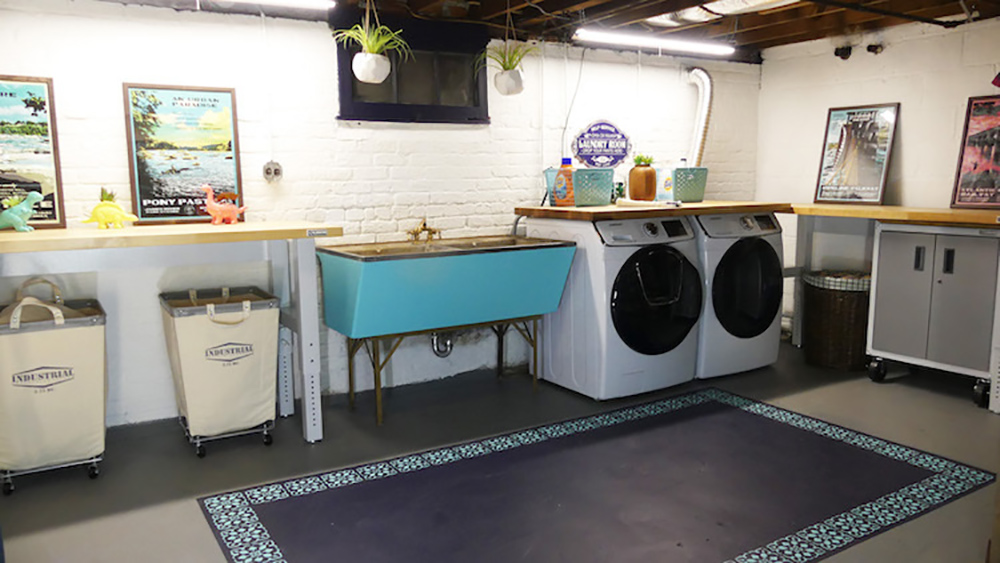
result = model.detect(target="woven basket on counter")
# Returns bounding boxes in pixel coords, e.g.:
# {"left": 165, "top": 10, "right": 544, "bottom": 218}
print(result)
{"left": 802, "top": 270, "right": 871, "bottom": 371}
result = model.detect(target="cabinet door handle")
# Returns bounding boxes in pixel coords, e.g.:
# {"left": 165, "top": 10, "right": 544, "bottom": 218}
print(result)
{"left": 914, "top": 246, "right": 925, "bottom": 271}
{"left": 943, "top": 248, "right": 955, "bottom": 274}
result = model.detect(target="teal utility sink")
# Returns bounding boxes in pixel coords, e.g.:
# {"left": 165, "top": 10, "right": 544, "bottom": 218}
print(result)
{"left": 317, "top": 235, "right": 576, "bottom": 339}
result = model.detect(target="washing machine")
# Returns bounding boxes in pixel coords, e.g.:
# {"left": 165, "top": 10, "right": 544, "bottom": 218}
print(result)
{"left": 693, "top": 213, "right": 784, "bottom": 379}
{"left": 525, "top": 217, "right": 703, "bottom": 400}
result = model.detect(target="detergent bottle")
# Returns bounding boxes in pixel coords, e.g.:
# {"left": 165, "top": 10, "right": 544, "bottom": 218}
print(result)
{"left": 553, "top": 158, "right": 575, "bottom": 207}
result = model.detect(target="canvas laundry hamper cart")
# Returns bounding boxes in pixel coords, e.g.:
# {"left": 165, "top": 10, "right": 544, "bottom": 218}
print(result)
{"left": 160, "top": 287, "right": 279, "bottom": 457}
{"left": 0, "top": 278, "right": 107, "bottom": 495}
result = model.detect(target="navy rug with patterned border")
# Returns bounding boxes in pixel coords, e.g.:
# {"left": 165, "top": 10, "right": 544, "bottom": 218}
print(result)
{"left": 199, "top": 389, "right": 994, "bottom": 563}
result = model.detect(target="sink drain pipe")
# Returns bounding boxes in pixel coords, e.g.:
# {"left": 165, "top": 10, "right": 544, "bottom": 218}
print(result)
{"left": 431, "top": 332, "right": 454, "bottom": 357}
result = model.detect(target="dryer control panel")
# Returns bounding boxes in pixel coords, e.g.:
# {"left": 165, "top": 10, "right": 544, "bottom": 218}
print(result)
{"left": 697, "top": 213, "right": 782, "bottom": 238}
{"left": 595, "top": 217, "right": 695, "bottom": 246}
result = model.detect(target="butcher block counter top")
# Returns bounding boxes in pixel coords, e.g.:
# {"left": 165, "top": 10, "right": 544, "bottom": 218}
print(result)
{"left": 515, "top": 201, "right": 794, "bottom": 221}
{"left": 792, "top": 204, "right": 1000, "bottom": 228}
{"left": 0, "top": 221, "right": 342, "bottom": 254}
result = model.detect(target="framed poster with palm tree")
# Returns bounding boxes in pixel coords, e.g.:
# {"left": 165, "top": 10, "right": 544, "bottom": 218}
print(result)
{"left": 0, "top": 75, "right": 66, "bottom": 228}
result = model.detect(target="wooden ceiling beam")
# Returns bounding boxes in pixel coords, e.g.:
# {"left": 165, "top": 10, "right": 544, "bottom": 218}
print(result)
{"left": 692, "top": 0, "right": 960, "bottom": 41}
{"left": 478, "top": 0, "right": 534, "bottom": 20}
{"left": 409, "top": 0, "right": 448, "bottom": 13}
{"left": 648, "top": 2, "right": 834, "bottom": 36}
{"left": 515, "top": 0, "right": 612, "bottom": 27}
{"left": 732, "top": 3, "right": 968, "bottom": 48}
{"left": 602, "top": 0, "right": 717, "bottom": 26}
{"left": 542, "top": 0, "right": 711, "bottom": 32}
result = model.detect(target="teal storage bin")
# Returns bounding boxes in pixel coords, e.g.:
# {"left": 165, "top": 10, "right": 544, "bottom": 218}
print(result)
{"left": 573, "top": 168, "right": 613, "bottom": 206}
{"left": 673, "top": 167, "right": 708, "bottom": 202}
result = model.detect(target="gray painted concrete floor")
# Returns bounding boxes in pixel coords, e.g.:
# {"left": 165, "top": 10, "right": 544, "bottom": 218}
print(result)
{"left": 1, "top": 342, "right": 997, "bottom": 562}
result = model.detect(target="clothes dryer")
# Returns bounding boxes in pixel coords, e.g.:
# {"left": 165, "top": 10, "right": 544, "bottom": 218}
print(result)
{"left": 693, "top": 213, "right": 784, "bottom": 379}
{"left": 525, "top": 217, "right": 702, "bottom": 399}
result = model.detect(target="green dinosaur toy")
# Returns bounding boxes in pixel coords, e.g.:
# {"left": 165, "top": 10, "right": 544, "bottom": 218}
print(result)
{"left": 0, "top": 192, "right": 44, "bottom": 232}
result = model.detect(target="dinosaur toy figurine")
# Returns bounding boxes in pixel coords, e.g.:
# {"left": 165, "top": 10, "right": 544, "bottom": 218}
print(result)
{"left": 83, "top": 188, "right": 138, "bottom": 229}
{"left": 0, "top": 192, "right": 44, "bottom": 232}
{"left": 201, "top": 184, "right": 246, "bottom": 225}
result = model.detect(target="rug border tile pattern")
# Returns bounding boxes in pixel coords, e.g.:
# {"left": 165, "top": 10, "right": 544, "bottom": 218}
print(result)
{"left": 199, "top": 388, "right": 995, "bottom": 563}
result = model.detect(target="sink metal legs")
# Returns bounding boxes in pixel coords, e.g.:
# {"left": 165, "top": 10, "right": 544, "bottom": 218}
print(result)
{"left": 346, "top": 315, "right": 541, "bottom": 425}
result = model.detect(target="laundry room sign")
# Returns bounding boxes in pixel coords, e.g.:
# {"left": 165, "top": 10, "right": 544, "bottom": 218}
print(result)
{"left": 572, "top": 121, "right": 631, "bottom": 168}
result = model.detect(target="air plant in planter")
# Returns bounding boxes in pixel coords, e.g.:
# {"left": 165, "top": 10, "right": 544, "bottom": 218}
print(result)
{"left": 331, "top": 1, "right": 412, "bottom": 84}
{"left": 480, "top": 40, "right": 537, "bottom": 96}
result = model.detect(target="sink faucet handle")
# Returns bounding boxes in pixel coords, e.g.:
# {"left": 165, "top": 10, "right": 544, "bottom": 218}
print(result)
{"left": 407, "top": 218, "right": 428, "bottom": 241}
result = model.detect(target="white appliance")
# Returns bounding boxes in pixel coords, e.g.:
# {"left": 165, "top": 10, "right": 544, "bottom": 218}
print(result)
{"left": 525, "top": 217, "right": 703, "bottom": 399}
{"left": 693, "top": 213, "right": 784, "bottom": 379}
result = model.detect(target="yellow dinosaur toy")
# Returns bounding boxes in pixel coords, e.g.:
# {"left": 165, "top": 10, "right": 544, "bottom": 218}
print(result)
{"left": 83, "top": 188, "right": 138, "bottom": 229}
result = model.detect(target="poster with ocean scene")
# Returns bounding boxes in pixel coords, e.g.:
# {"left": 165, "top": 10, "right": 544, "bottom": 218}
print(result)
{"left": 0, "top": 76, "right": 65, "bottom": 228}
{"left": 124, "top": 84, "right": 241, "bottom": 223}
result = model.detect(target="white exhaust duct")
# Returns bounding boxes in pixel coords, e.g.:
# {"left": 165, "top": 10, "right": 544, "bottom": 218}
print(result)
{"left": 687, "top": 67, "right": 712, "bottom": 167}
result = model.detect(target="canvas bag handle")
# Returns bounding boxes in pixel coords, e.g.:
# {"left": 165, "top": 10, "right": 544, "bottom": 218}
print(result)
{"left": 206, "top": 300, "right": 251, "bottom": 325}
{"left": 4, "top": 296, "right": 66, "bottom": 330}
{"left": 15, "top": 277, "right": 64, "bottom": 304}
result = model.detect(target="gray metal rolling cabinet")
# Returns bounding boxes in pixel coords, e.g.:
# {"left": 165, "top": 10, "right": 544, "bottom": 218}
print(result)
{"left": 867, "top": 222, "right": 999, "bottom": 406}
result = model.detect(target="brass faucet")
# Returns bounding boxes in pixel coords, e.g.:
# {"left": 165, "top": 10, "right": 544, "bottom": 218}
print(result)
{"left": 407, "top": 218, "right": 441, "bottom": 242}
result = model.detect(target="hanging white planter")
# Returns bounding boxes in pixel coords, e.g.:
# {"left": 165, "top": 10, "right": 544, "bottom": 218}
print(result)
{"left": 352, "top": 52, "right": 392, "bottom": 84}
{"left": 494, "top": 68, "right": 524, "bottom": 96}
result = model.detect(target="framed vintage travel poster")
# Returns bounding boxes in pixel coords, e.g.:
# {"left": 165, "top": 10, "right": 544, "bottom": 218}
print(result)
{"left": 123, "top": 84, "right": 242, "bottom": 223}
{"left": 951, "top": 95, "right": 1000, "bottom": 209}
{"left": 0, "top": 75, "right": 66, "bottom": 228}
{"left": 814, "top": 103, "right": 899, "bottom": 205}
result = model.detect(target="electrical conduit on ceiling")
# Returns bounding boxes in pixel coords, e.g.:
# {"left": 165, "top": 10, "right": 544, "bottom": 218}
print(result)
{"left": 687, "top": 67, "right": 712, "bottom": 167}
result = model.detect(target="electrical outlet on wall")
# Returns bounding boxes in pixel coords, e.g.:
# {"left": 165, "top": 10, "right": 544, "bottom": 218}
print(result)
{"left": 263, "top": 161, "right": 283, "bottom": 182}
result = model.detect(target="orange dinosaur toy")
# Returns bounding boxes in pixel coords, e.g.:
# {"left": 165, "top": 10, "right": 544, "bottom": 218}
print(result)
{"left": 200, "top": 184, "right": 246, "bottom": 225}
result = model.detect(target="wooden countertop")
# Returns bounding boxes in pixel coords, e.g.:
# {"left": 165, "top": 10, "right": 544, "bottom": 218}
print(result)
{"left": 515, "top": 201, "right": 794, "bottom": 221}
{"left": 0, "top": 221, "right": 342, "bottom": 254}
{"left": 792, "top": 204, "right": 1000, "bottom": 228}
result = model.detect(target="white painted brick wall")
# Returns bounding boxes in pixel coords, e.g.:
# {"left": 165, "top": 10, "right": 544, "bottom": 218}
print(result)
{"left": 757, "top": 19, "right": 1000, "bottom": 314}
{"left": 1, "top": 0, "right": 760, "bottom": 425}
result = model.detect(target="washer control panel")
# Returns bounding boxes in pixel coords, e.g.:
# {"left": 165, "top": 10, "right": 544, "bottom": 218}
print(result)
{"left": 696, "top": 213, "right": 782, "bottom": 238}
{"left": 596, "top": 217, "right": 694, "bottom": 246}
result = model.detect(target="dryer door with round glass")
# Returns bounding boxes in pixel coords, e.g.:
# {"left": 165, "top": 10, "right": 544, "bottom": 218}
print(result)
{"left": 712, "top": 237, "right": 782, "bottom": 339}
{"left": 611, "top": 245, "right": 702, "bottom": 355}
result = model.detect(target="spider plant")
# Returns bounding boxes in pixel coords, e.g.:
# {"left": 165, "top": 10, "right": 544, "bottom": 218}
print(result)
{"left": 331, "top": 2, "right": 411, "bottom": 60}
{"left": 478, "top": 40, "right": 537, "bottom": 72}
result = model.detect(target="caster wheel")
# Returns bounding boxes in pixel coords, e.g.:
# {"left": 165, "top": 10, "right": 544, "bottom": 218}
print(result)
{"left": 88, "top": 464, "right": 100, "bottom": 479}
{"left": 973, "top": 380, "right": 990, "bottom": 408}
{"left": 196, "top": 445, "right": 206, "bottom": 458}
{"left": 867, "top": 359, "right": 887, "bottom": 382}
{"left": 263, "top": 433, "right": 273, "bottom": 446}
{"left": 2, "top": 481, "right": 13, "bottom": 496}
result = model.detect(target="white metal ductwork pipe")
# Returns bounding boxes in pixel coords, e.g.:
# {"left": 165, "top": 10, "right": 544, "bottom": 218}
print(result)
{"left": 687, "top": 67, "right": 713, "bottom": 167}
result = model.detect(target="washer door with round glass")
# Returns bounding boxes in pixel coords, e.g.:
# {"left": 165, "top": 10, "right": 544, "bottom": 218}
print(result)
{"left": 611, "top": 245, "right": 702, "bottom": 355}
{"left": 712, "top": 237, "right": 782, "bottom": 339}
